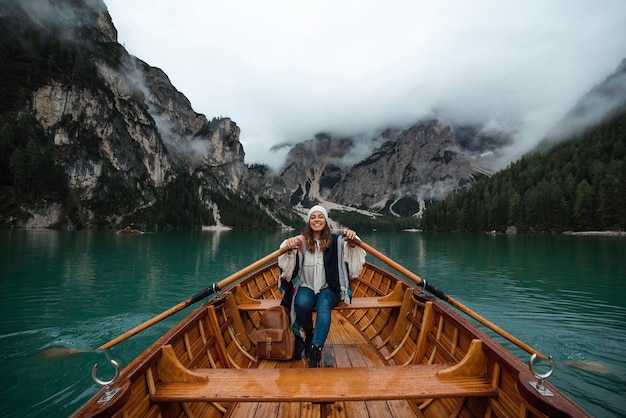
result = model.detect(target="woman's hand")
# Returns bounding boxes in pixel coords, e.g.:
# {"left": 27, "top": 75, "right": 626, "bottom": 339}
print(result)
{"left": 287, "top": 237, "right": 300, "bottom": 250}
{"left": 343, "top": 228, "right": 357, "bottom": 247}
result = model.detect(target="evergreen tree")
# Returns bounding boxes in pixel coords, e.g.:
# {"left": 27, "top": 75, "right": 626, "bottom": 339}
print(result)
{"left": 573, "top": 180, "right": 594, "bottom": 229}
{"left": 421, "top": 112, "right": 626, "bottom": 232}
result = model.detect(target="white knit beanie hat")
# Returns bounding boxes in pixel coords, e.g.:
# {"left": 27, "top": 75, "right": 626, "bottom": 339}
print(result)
{"left": 307, "top": 205, "right": 329, "bottom": 222}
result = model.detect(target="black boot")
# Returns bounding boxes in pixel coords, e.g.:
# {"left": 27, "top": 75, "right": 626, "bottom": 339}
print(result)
{"left": 307, "top": 344, "right": 322, "bottom": 368}
{"left": 304, "top": 329, "right": 313, "bottom": 358}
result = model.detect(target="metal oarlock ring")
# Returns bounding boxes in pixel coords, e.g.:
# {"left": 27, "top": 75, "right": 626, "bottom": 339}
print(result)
{"left": 92, "top": 359, "right": 120, "bottom": 387}
{"left": 92, "top": 359, "right": 122, "bottom": 403}
{"left": 529, "top": 353, "right": 555, "bottom": 380}
{"left": 528, "top": 354, "right": 555, "bottom": 397}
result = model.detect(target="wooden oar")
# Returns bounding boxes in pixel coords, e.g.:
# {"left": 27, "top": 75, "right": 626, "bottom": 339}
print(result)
{"left": 42, "top": 246, "right": 291, "bottom": 359}
{"left": 355, "top": 239, "right": 610, "bottom": 373}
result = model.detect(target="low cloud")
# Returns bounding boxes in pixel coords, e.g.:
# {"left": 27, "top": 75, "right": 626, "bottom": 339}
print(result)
{"left": 547, "top": 61, "right": 626, "bottom": 141}
{"left": 19, "top": 0, "right": 107, "bottom": 41}
{"left": 105, "top": 1, "right": 626, "bottom": 169}
{"left": 125, "top": 61, "right": 212, "bottom": 167}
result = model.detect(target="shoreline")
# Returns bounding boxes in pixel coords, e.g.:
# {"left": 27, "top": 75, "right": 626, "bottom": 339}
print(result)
{"left": 563, "top": 230, "right": 626, "bottom": 236}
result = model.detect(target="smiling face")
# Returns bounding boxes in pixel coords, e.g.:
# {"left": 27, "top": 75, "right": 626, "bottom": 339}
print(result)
{"left": 309, "top": 211, "right": 327, "bottom": 238}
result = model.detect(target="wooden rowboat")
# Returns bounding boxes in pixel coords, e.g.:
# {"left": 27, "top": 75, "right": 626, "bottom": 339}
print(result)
{"left": 117, "top": 228, "right": 141, "bottom": 235}
{"left": 71, "top": 242, "right": 588, "bottom": 418}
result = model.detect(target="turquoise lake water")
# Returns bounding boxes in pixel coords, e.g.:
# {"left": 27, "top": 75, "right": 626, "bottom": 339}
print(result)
{"left": 1, "top": 230, "right": 625, "bottom": 417}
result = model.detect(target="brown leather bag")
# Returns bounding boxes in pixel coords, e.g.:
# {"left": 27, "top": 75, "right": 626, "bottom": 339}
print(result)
{"left": 256, "top": 306, "right": 295, "bottom": 360}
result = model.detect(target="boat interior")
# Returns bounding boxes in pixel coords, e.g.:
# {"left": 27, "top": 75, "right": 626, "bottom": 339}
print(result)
{"left": 79, "top": 262, "right": 583, "bottom": 418}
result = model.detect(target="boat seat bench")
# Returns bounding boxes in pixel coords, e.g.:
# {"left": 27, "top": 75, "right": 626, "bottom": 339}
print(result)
{"left": 232, "top": 282, "right": 406, "bottom": 311}
{"left": 235, "top": 297, "right": 403, "bottom": 311}
{"left": 151, "top": 364, "right": 496, "bottom": 403}
{"left": 151, "top": 340, "right": 496, "bottom": 404}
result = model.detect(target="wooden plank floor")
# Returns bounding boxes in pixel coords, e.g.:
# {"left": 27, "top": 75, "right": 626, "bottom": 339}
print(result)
{"left": 224, "top": 312, "right": 422, "bottom": 418}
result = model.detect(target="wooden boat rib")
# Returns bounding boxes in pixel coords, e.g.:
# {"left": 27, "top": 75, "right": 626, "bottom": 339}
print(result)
{"left": 73, "top": 261, "right": 588, "bottom": 418}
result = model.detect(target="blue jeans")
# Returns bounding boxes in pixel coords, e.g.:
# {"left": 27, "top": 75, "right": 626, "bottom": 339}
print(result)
{"left": 294, "top": 286, "right": 340, "bottom": 347}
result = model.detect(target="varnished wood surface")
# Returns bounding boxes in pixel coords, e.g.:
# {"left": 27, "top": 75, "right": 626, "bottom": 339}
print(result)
{"left": 153, "top": 313, "right": 495, "bottom": 404}
{"left": 154, "top": 364, "right": 497, "bottom": 403}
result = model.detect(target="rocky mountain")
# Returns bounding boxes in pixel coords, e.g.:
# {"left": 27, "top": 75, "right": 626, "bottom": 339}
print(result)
{"left": 1, "top": 0, "right": 249, "bottom": 229}
{"left": 276, "top": 121, "right": 497, "bottom": 218}
{"left": 0, "top": 0, "right": 508, "bottom": 230}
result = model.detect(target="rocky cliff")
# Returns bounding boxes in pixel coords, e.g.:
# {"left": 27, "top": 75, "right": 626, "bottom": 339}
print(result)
{"left": 1, "top": 0, "right": 248, "bottom": 229}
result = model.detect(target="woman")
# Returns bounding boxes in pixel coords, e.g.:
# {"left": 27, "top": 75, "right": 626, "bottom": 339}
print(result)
{"left": 278, "top": 205, "right": 366, "bottom": 367}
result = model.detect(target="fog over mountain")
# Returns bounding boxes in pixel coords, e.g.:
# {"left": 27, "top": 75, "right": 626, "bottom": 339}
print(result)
{"left": 105, "top": 0, "right": 626, "bottom": 170}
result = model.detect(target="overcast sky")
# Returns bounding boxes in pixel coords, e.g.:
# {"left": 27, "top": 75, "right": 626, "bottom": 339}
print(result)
{"left": 104, "top": 0, "right": 626, "bottom": 169}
